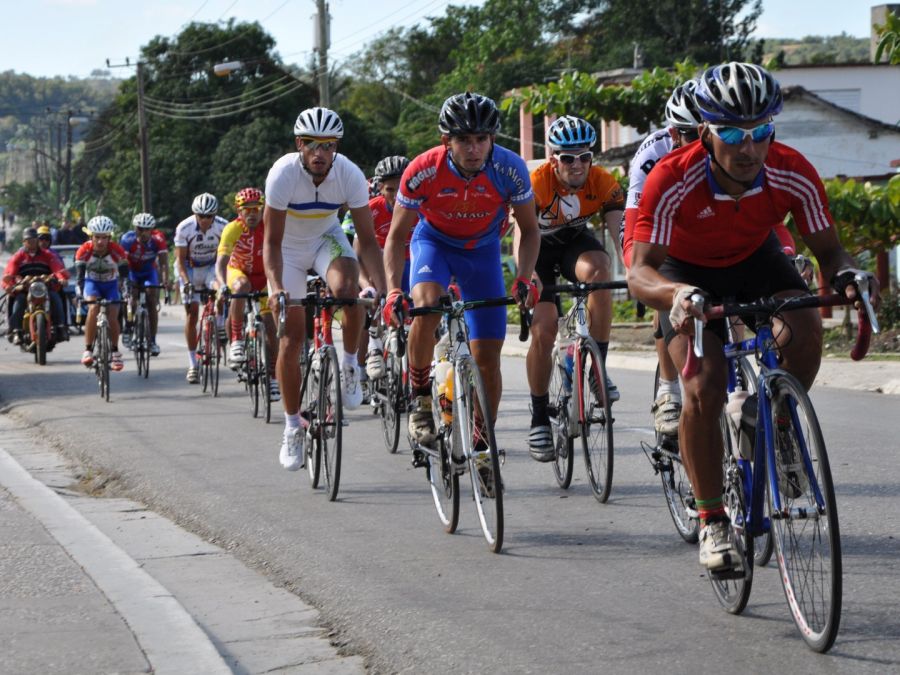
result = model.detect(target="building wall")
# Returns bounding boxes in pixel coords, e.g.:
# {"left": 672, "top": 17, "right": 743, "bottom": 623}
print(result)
{"left": 776, "top": 97, "right": 900, "bottom": 179}
{"left": 773, "top": 65, "right": 900, "bottom": 126}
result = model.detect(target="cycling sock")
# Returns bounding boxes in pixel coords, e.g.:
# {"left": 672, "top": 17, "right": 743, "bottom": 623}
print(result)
{"left": 284, "top": 412, "right": 301, "bottom": 429}
{"left": 188, "top": 350, "right": 198, "bottom": 367}
{"left": 410, "top": 365, "right": 431, "bottom": 397}
{"left": 343, "top": 351, "right": 356, "bottom": 369}
{"left": 657, "top": 378, "right": 680, "bottom": 400}
{"left": 697, "top": 496, "right": 726, "bottom": 524}
{"left": 231, "top": 316, "right": 242, "bottom": 341}
{"left": 598, "top": 341, "right": 609, "bottom": 361}
{"left": 531, "top": 393, "right": 550, "bottom": 426}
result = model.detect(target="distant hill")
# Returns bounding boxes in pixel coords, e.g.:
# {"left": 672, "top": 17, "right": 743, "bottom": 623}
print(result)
{"left": 754, "top": 33, "right": 870, "bottom": 65}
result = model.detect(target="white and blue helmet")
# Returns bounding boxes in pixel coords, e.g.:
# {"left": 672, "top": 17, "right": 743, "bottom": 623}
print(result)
{"left": 546, "top": 115, "right": 597, "bottom": 150}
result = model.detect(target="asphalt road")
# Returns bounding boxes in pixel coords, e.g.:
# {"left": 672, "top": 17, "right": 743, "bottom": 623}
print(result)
{"left": 1, "top": 313, "right": 898, "bottom": 673}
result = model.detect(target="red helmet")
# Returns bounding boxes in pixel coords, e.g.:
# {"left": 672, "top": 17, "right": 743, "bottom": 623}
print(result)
{"left": 234, "top": 187, "right": 264, "bottom": 209}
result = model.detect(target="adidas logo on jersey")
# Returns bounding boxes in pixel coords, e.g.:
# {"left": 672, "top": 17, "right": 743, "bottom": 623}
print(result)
{"left": 696, "top": 206, "right": 715, "bottom": 219}
{"left": 417, "top": 264, "right": 433, "bottom": 274}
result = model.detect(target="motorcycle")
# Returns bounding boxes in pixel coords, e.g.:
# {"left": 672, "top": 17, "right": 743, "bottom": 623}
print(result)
{"left": 10, "top": 275, "right": 63, "bottom": 365}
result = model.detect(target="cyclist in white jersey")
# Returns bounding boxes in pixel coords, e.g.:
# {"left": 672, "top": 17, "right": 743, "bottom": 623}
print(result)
{"left": 174, "top": 192, "right": 228, "bottom": 383}
{"left": 622, "top": 81, "right": 702, "bottom": 436}
{"left": 265, "top": 106, "right": 387, "bottom": 471}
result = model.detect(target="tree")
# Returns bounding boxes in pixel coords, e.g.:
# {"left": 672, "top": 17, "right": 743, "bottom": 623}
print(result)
{"left": 875, "top": 10, "right": 900, "bottom": 64}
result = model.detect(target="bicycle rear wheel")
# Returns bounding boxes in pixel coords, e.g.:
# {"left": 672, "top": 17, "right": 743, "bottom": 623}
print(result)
{"left": 304, "top": 350, "right": 322, "bottom": 488}
{"left": 768, "top": 373, "right": 841, "bottom": 653}
{"left": 459, "top": 357, "right": 503, "bottom": 553}
{"left": 579, "top": 340, "right": 614, "bottom": 503}
{"left": 380, "top": 348, "right": 402, "bottom": 453}
{"left": 319, "top": 346, "right": 342, "bottom": 501}
{"left": 427, "top": 431, "right": 460, "bottom": 533}
{"left": 549, "top": 346, "right": 574, "bottom": 489}
{"left": 711, "top": 412, "right": 754, "bottom": 614}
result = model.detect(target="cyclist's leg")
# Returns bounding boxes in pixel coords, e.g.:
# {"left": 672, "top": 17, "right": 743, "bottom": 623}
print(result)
{"left": 81, "top": 280, "right": 102, "bottom": 365}
{"left": 276, "top": 261, "right": 310, "bottom": 470}
{"left": 226, "top": 268, "right": 250, "bottom": 364}
{"left": 652, "top": 312, "right": 682, "bottom": 435}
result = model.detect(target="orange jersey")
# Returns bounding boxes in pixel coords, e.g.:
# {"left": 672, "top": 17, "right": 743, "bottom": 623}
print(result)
{"left": 530, "top": 162, "right": 625, "bottom": 243}
{"left": 218, "top": 218, "right": 265, "bottom": 276}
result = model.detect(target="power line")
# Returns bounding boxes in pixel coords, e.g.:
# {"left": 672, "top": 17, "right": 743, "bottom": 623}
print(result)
{"left": 143, "top": 80, "right": 305, "bottom": 119}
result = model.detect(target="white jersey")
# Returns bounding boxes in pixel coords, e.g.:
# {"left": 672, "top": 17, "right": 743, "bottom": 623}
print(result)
{"left": 625, "top": 128, "right": 674, "bottom": 211}
{"left": 173, "top": 215, "right": 228, "bottom": 267}
{"left": 265, "top": 153, "right": 369, "bottom": 255}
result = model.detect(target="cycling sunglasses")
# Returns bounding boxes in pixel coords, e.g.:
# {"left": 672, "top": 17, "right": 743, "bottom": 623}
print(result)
{"left": 556, "top": 151, "right": 593, "bottom": 165}
{"left": 299, "top": 137, "right": 338, "bottom": 151}
{"left": 709, "top": 121, "right": 775, "bottom": 145}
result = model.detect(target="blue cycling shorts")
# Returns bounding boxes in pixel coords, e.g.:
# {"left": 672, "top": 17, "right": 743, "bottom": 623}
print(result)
{"left": 83, "top": 279, "right": 121, "bottom": 302}
{"left": 128, "top": 268, "right": 160, "bottom": 287}
{"left": 410, "top": 229, "right": 506, "bottom": 341}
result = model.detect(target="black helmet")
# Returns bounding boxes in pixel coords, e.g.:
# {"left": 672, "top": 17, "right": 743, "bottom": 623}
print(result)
{"left": 22, "top": 227, "right": 39, "bottom": 240}
{"left": 438, "top": 93, "right": 500, "bottom": 136}
{"left": 374, "top": 156, "right": 410, "bottom": 181}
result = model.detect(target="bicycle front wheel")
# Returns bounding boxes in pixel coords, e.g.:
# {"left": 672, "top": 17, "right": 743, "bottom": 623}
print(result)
{"left": 427, "top": 431, "right": 460, "bottom": 533}
{"left": 380, "top": 348, "right": 402, "bottom": 453}
{"left": 304, "top": 350, "right": 322, "bottom": 488}
{"left": 579, "top": 340, "right": 614, "bottom": 503}
{"left": 140, "top": 311, "right": 151, "bottom": 379}
{"left": 211, "top": 322, "right": 221, "bottom": 397}
{"left": 246, "top": 333, "right": 260, "bottom": 418}
{"left": 458, "top": 357, "right": 503, "bottom": 553}
{"left": 97, "top": 322, "right": 110, "bottom": 402}
{"left": 319, "top": 346, "right": 342, "bottom": 501}
{"left": 200, "top": 316, "right": 213, "bottom": 392}
{"left": 549, "top": 346, "right": 574, "bottom": 489}
{"left": 257, "top": 322, "right": 271, "bottom": 423}
{"left": 768, "top": 373, "right": 841, "bottom": 653}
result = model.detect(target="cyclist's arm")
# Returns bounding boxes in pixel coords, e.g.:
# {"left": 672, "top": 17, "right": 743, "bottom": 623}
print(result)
{"left": 602, "top": 209, "right": 625, "bottom": 266}
{"left": 215, "top": 253, "right": 230, "bottom": 290}
{"left": 384, "top": 205, "right": 418, "bottom": 292}
{"left": 801, "top": 227, "right": 878, "bottom": 307}
{"left": 174, "top": 246, "right": 190, "bottom": 285}
{"left": 157, "top": 250, "right": 170, "bottom": 286}
{"left": 349, "top": 205, "right": 386, "bottom": 295}
{"left": 511, "top": 198, "right": 539, "bottom": 283}
{"left": 263, "top": 206, "right": 286, "bottom": 295}
{"left": 627, "top": 240, "right": 686, "bottom": 312}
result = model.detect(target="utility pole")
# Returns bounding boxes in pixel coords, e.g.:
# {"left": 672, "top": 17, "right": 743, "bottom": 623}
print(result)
{"left": 314, "top": 0, "right": 331, "bottom": 107}
{"left": 107, "top": 58, "right": 152, "bottom": 212}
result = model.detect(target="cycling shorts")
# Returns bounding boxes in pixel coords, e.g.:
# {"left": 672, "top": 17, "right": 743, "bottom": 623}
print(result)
{"left": 128, "top": 268, "right": 160, "bottom": 287}
{"left": 227, "top": 267, "right": 269, "bottom": 314}
{"left": 657, "top": 231, "right": 809, "bottom": 345}
{"left": 181, "top": 264, "right": 217, "bottom": 299}
{"left": 399, "top": 259, "right": 411, "bottom": 296}
{"left": 281, "top": 224, "right": 356, "bottom": 300}
{"left": 534, "top": 229, "right": 607, "bottom": 303}
{"left": 410, "top": 228, "right": 506, "bottom": 341}
{"left": 83, "top": 278, "right": 121, "bottom": 302}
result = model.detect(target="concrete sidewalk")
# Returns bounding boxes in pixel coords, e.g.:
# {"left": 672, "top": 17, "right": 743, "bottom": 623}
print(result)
{"left": 0, "top": 413, "right": 364, "bottom": 675}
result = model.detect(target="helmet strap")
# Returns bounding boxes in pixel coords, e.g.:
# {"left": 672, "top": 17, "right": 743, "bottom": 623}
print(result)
{"left": 701, "top": 134, "right": 760, "bottom": 193}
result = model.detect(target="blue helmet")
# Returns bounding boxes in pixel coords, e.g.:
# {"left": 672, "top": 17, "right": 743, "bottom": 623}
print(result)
{"left": 546, "top": 115, "right": 597, "bottom": 150}
{"left": 695, "top": 62, "right": 783, "bottom": 124}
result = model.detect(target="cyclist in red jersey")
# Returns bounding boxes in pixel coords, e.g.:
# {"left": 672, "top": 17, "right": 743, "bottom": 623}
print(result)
{"left": 627, "top": 62, "right": 880, "bottom": 572}
{"left": 384, "top": 93, "right": 540, "bottom": 465}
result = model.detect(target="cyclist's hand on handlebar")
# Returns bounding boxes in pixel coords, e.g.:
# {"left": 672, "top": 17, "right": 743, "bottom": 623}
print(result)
{"left": 383, "top": 288, "right": 408, "bottom": 327}
{"left": 216, "top": 285, "right": 228, "bottom": 302}
{"left": 511, "top": 275, "right": 539, "bottom": 310}
{"left": 358, "top": 286, "right": 377, "bottom": 299}
{"left": 832, "top": 267, "right": 880, "bottom": 311}
{"left": 669, "top": 286, "right": 707, "bottom": 334}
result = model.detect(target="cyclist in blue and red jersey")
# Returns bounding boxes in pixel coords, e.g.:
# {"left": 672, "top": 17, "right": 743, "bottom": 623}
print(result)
{"left": 120, "top": 213, "right": 169, "bottom": 356}
{"left": 627, "top": 62, "right": 880, "bottom": 573}
{"left": 383, "top": 92, "right": 541, "bottom": 464}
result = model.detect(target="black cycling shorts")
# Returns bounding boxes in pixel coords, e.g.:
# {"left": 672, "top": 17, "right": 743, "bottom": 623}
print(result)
{"left": 657, "top": 230, "right": 809, "bottom": 345}
{"left": 535, "top": 229, "right": 607, "bottom": 303}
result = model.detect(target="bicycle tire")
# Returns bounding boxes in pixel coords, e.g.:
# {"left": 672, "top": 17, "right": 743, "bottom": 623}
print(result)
{"left": 458, "top": 357, "right": 503, "bottom": 553}
{"left": 381, "top": 348, "right": 402, "bottom": 453}
{"left": 651, "top": 363, "right": 699, "bottom": 543}
{"left": 246, "top": 332, "right": 260, "bottom": 418}
{"left": 257, "top": 322, "right": 271, "bottom": 423}
{"left": 428, "top": 430, "right": 460, "bottom": 533}
{"left": 305, "top": 348, "right": 322, "bottom": 488}
{"left": 711, "top": 412, "right": 754, "bottom": 614}
{"left": 767, "top": 372, "right": 841, "bottom": 653}
{"left": 140, "top": 310, "right": 151, "bottom": 379}
{"left": 579, "top": 339, "right": 614, "bottom": 503}
{"left": 549, "top": 346, "right": 574, "bottom": 489}
{"left": 319, "top": 346, "right": 342, "bottom": 501}
{"left": 34, "top": 312, "right": 48, "bottom": 365}
{"left": 212, "top": 323, "right": 221, "bottom": 397}
{"left": 98, "top": 321, "right": 110, "bottom": 402}
{"left": 200, "top": 316, "right": 212, "bottom": 392}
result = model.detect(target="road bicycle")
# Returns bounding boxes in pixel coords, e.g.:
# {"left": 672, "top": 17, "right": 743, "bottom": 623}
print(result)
{"left": 277, "top": 281, "right": 374, "bottom": 502}
{"left": 543, "top": 281, "right": 627, "bottom": 502}
{"left": 83, "top": 299, "right": 120, "bottom": 402}
{"left": 407, "top": 290, "right": 526, "bottom": 553}
{"left": 196, "top": 288, "right": 223, "bottom": 396}
{"left": 684, "top": 280, "right": 877, "bottom": 652}
{"left": 230, "top": 290, "right": 273, "bottom": 421}
{"left": 124, "top": 281, "right": 166, "bottom": 379}
{"left": 368, "top": 300, "right": 410, "bottom": 454}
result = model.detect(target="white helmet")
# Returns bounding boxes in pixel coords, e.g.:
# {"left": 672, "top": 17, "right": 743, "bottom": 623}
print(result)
{"left": 664, "top": 80, "right": 703, "bottom": 131}
{"left": 191, "top": 193, "right": 219, "bottom": 216}
{"left": 293, "top": 107, "right": 344, "bottom": 138}
{"left": 86, "top": 215, "right": 115, "bottom": 234}
{"left": 132, "top": 213, "right": 156, "bottom": 229}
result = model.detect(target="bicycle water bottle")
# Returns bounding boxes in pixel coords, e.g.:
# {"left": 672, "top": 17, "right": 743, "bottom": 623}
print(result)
{"left": 726, "top": 389, "right": 751, "bottom": 459}
{"left": 564, "top": 343, "right": 575, "bottom": 389}
{"left": 434, "top": 360, "right": 453, "bottom": 424}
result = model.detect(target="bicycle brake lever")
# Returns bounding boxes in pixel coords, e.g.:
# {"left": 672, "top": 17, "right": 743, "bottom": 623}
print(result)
{"left": 855, "top": 273, "right": 879, "bottom": 334}
{"left": 691, "top": 293, "right": 705, "bottom": 358}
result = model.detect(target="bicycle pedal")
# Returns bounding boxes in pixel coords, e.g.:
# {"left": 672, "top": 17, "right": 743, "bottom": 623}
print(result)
{"left": 709, "top": 565, "right": 746, "bottom": 581}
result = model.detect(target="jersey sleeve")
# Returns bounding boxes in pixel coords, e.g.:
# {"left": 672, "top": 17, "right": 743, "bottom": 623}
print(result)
{"left": 397, "top": 155, "right": 433, "bottom": 210}
{"left": 151, "top": 231, "right": 168, "bottom": 251}
{"left": 633, "top": 156, "right": 678, "bottom": 248}
{"left": 778, "top": 150, "right": 834, "bottom": 236}
{"left": 218, "top": 220, "right": 242, "bottom": 257}
{"left": 75, "top": 242, "right": 92, "bottom": 262}
{"left": 265, "top": 157, "right": 293, "bottom": 211}
{"left": 343, "top": 161, "right": 371, "bottom": 210}
{"left": 120, "top": 231, "right": 135, "bottom": 251}
{"left": 592, "top": 169, "right": 625, "bottom": 212}
{"left": 502, "top": 153, "right": 534, "bottom": 205}
{"left": 173, "top": 221, "right": 188, "bottom": 248}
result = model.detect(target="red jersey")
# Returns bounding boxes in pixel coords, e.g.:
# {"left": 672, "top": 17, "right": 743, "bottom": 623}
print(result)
{"left": 633, "top": 142, "right": 832, "bottom": 267}
{"left": 397, "top": 144, "right": 533, "bottom": 250}
{"left": 75, "top": 241, "right": 128, "bottom": 282}
{"left": 2, "top": 248, "right": 68, "bottom": 290}
{"left": 370, "top": 195, "right": 414, "bottom": 260}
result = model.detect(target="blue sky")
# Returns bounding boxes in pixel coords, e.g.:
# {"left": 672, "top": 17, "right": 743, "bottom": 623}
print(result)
{"left": 0, "top": 0, "right": 880, "bottom": 79}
